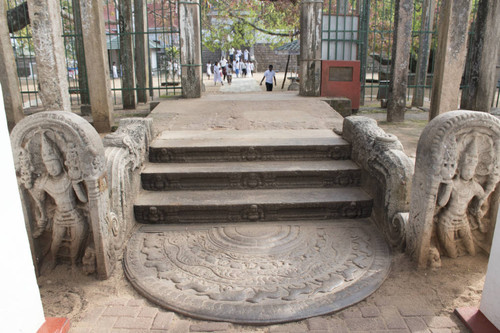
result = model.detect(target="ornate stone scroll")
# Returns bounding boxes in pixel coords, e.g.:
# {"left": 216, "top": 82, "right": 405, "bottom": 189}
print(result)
{"left": 342, "top": 116, "right": 414, "bottom": 250}
{"left": 103, "top": 118, "right": 153, "bottom": 257}
{"left": 11, "top": 111, "right": 114, "bottom": 279}
{"left": 407, "top": 111, "right": 500, "bottom": 268}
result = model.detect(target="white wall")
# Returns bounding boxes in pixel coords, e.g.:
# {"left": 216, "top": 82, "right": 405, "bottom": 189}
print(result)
{"left": 0, "top": 84, "right": 46, "bottom": 332}
{"left": 480, "top": 206, "right": 500, "bottom": 328}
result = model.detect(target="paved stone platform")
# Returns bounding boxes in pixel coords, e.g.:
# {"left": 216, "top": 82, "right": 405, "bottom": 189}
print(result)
{"left": 43, "top": 86, "right": 478, "bottom": 333}
{"left": 124, "top": 220, "right": 391, "bottom": 324}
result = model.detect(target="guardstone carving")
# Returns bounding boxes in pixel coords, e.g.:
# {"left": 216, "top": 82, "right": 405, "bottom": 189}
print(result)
{"left": 342, "top": 116, "right": 414, "bottom": 250}
{"left": 103, "top": 118, "right": 153, "bottom": 257}
{"left": 11, "top": 111, "right": 115, "bottom": 279}
{"left": 407, "top": 111, "right": 500, "bottom": 268}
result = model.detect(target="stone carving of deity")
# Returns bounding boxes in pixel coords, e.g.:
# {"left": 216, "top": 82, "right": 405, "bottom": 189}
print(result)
{"left": 27, "top": 133, "right": 89, "bottom": 272}
{"left": 435, "top": 137, "right": 484, "bottom": 258}
{"left": 408, "top": 111, "right": 500, "bottom": 268}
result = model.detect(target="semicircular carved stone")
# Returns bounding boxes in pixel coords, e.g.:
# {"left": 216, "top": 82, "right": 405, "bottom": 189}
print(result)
{"left": 407, "top": 111, "right": 500, "bottom": 268}
{"left": 11, "top": 111, "right": 115, "bottom": 279}
{"left": 124, "top": 220, "right": 391, "bottom": 324}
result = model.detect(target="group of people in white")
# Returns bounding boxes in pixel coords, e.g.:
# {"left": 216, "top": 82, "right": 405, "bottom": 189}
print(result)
{"left": 206, "top": 48, "right": 255, "bottom": 86}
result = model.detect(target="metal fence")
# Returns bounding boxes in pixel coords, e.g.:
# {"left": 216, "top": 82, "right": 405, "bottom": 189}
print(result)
{"left": 7, "top": 0, "right": 39, "bottom": 108}
{"left": 7, "top": 0, "right": 186, "bottom": 109}
{"left": 104, "top": 0, "right": 183, "bottom": 105}
{"left": 321, "top": 0, "right": 482, "bottom": 106}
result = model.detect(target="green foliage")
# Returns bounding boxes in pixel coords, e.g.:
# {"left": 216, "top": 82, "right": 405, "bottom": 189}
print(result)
{"left": 165, "top": 45, "right": 179, "bottom": 61}
{"left": 201, "top": 0, "right": 300, "bottom": 51}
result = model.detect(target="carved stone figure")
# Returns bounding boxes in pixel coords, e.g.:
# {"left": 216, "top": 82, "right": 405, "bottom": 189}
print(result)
{"left": 32, "top": 133, "right": 89, "bottom": 271}
{"left": 408, "top": 111, "right": 500, "bottom": 268}
{"left": 435, "top": 137, "right": 484, "bottom": 258}
{"left": 11, "top": 111, "right": 115, "bottom": 279}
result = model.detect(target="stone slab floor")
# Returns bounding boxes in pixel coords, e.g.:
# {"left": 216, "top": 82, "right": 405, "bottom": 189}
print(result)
{"left": 39, "top": 76, "right": 489, "bottom": 332}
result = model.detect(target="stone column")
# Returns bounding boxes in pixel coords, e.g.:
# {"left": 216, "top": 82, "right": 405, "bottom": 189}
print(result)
{"left": 429, "top": 0, "right": 472, "bottom": 120}
{"left": 0, "top": 0, "right": 24, "bottom": 131}
{"left": 359, "top": 0, "right": 371, "bottom": 104}
{"left": 119, "top": 0, "right": 136, "bottom": 108}
{"left": 387, "top": 0, "right": 413, "bottom": 122}
{"left": 80, "top": 0, "right": 114, "bottom": 133}
{"left": 412, "top": 0, "right": 436, "bottom": 107}
{"left": 27, "top": 0, "right": 71, "bottom": 111}
{"left": 299, "top": 0, "right": 322, "bottom": 97}
{"left": 134, "top": 0, "right": 149, "bottom": 103}
{"left": 71, "top": 0, "right": 91, "bottom": 114}
{"left": 460, "top": 0, "right": 500, "bottom": 113}
{"left": 179, "top": 0, "right": 202, "bottom": 98}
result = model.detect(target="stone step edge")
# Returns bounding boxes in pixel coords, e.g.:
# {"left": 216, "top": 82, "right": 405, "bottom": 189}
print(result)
{"left": 134, "top": 187, "right": 372, "bottom": 206}
{"left": 150, "top": 136, "right": 349, "bottom": 149}
{"left": 136, "top": 218, "right": 376, "bottom": 232}
{"left": 141, "top": 160, "right": 361, "bottom": 174}
{"left": 140, "top": 163, "right": 362, "bottom": 191}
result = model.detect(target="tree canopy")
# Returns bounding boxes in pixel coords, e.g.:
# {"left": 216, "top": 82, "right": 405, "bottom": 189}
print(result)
{"left": 201, "top": 0, "right": 300, "bottom": 52}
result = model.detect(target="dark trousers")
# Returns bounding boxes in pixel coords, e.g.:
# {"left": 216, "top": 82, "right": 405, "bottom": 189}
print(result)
{"left": 266, "top": 82, "right": 273, "bottom": 91}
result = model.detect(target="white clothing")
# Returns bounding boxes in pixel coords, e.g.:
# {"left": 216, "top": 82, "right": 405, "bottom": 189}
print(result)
{"left": 244, "top": 49, "right": 249, "bottom": 61}
{"left": 229, "top": 48, "right": 234, "bottom": 56}
{"left": 206, "top": 63, "right": 212, "bottom": 76}
{"left": 213, "top": 65, "right": 222, "bottom": 83}
{"left": 263, "top": 69, "right": 276, "bottom": 84}
{"left": 112, "top": 65, "right": 118, "bottom": 78}
{"left": 220, "top": 59, "right": 227, "bottom": 68}
{"left": 247, "top": 63, "right": 252, "bottom": 77}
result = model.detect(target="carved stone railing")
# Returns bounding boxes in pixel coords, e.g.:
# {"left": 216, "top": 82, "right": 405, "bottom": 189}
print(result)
{"left": 407, "top": 111, "right": 500, "bottom": 268}
{"left": 103, "top": 118, "right": 153, "bottom": 257}
{"left": 342, "top": 116, "right": 414, "bottom": 250}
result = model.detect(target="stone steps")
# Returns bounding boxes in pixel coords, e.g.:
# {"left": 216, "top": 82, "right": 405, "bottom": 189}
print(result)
{"left": 134, "top": 188, "right": 373, "bottom": 224}
{"left": 141, "top": 160, "right": 362, "bottom": 191}
{"left": 149, "top": 130, "right": 351, "bottom": 163}
{"left": 134, "top": 129, "right": 372, "bottom": 225}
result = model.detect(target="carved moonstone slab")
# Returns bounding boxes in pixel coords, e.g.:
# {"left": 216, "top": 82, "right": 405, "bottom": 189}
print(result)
{"left": 124, "top": 220, "right": 391, "bottom": 324}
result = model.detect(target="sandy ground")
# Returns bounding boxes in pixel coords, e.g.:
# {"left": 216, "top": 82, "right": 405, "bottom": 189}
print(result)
{"left": 36, "top": 74, "right": 490, "bottom": 332}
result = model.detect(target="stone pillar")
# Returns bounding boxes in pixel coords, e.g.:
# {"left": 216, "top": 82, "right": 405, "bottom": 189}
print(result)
{"left": 387, "top": 0, "right": 413, "bottom": 122}
{"left": 27, "top": 0, "right": 71, "bottom": 111}
{"left": 71, "top": 0, "right": 91, "bottom": 114}
{"left": 299, "top": 0, "right": 322, "bottom": 97}
{"left": 80, "top": 0, "right": 114, "bottom": 133}
{"left": 0, "top": 0, "right": 24, "bottom": 131}
{"left": 359, "top": 0, "right": 371, "bottom": 104}
{"left": 412, "top": 0, "right": 436, "bottom": 107}
{"left": 460, "top": 0, "right": 500, "bottom": 113}
{"left": 134, "top": 0, "right": 149, "bottom": 103}
{"left": 480, "top": 207, "right": 500, "bottom": 328}
{"left": 119, "top": 0, "right": 136, "bottom": 109}
{"left": 179, "top": 0, "right": 202, "bottom": 98}
{"left": 429, "top": 0, "right": 472, "bottom": 120}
